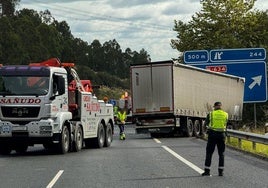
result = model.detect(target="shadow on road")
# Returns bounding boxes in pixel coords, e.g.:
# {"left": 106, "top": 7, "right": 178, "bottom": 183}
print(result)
{"left": 123, "top": 175, "right": 204, "bottom": 181}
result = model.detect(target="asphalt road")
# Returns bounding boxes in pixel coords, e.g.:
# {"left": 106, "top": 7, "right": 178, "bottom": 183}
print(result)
{"left": 0, "top": 125, "right": 267, "bottom": 188}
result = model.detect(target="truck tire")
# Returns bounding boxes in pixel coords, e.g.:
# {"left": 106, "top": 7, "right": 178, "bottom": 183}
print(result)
{"left": 104, "top": 122, "right": 113, "bottom": 147}
{"left": 95, "top": 123, "right": 105, "bottom": 148}
{"left": 185, "top": 119, "right": 194, "bottom": 137}
{"left": 202, "top": 120, "right": 207, "bottom": 136}
{"left": 73, "top": 125, "right": 83, "bottom": 152}
{"left": 58, "top": 125, "right": 70, "bottom": 154}
{"left": 85, "top": 123, "right": 105, "bottom": 148}
{"left": 0, "top": 144, "right": 12, "bottom": 155}
{"left": 15, "top": 144, "right": 28, "bottom": 154}
{"left": 199, "top": 120, "right": 206, "bottom": 137}
{"left": 193, "top": 120, "right": 201, "bottom": 137}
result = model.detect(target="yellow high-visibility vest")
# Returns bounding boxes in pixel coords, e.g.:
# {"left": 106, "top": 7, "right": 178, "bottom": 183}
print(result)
{"left": 208, "top": 109, "right": 228, "bottom": 132}
{"left": 117, "top": 111, "right": 126, "bottom": 122}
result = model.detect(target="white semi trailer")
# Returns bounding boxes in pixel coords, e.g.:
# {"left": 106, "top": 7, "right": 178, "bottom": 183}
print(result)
{"left": 131, "top": 61, "right": 244, "bottom": 136}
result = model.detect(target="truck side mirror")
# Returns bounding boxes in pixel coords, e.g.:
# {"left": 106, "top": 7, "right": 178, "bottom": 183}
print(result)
{"left": 57, "top": 76, "right": 65, "bottom": 95}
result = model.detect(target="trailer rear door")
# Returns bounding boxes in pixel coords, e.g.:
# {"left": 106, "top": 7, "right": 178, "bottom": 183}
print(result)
{"left": 131, "top": 62, "right": 174, "bottom": 115}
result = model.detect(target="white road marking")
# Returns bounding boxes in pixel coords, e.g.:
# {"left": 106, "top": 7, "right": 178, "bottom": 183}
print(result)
{"left": 162, "top": 146, "right": 204, "bottom": 174}
{"left": 46, "top": 170, "right": 64, "bottom": 188}
{"left": 153, "top": 138, "right": 162, "bottom": 144}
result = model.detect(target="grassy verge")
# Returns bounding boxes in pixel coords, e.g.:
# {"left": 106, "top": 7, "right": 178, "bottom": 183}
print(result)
{"left": 226, "top": 137, "right": 268, "bottom": 158}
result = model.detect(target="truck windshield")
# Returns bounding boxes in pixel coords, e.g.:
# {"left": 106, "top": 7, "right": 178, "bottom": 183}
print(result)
{"left": 0, "top": 76, "right": 49, "bottom": 96}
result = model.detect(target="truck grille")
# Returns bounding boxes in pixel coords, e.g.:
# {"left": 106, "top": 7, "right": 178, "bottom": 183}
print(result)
{"left": 1, "top": 107, "right": 40, "bottom": 118}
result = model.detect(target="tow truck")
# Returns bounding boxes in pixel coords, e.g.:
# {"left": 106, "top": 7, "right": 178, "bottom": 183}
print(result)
{"left": 0, "top": 58, "right": 114, "bottom": 154}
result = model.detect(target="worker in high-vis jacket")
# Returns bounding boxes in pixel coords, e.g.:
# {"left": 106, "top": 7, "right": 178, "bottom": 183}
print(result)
{"left": 202, "top": 102, "right": 228, "bottom": 177}
{"left": 116, "top": 108, "right": 127, "bottom": 140}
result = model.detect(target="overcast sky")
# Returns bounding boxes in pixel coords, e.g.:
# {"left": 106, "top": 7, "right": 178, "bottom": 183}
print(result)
{"left": 18, "top": 0, "right": 268, "bottom": 61}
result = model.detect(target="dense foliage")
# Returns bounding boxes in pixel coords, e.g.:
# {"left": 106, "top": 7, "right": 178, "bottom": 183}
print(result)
{"left": 171, "top": 0, "right": 268, "bottom": 126}
{"left": 171, "top": 0, "right": 268, "bottom": 53}
{"left": 0, "top": 1, "right": 150, "bottom": 90}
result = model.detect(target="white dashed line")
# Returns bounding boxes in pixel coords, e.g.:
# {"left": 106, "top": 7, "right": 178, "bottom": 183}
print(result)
{"left": 162, "top": 145, "right": 204, "bottom": 174}
{"left": 153, "top": 138, "right": 162, "bottom": 144}
{"left": 46, "top": 170, "right": 64, "bottom": 188}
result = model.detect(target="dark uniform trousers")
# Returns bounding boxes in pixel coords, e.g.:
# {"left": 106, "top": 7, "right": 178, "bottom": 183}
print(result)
{"left": 205, "top": 130, "right": 226, "bottom": 168}
{"left": 118, "top": 124, "right": 125, "bottom": 134}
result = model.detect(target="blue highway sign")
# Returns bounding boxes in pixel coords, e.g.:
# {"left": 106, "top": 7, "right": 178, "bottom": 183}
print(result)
{"left": 184, "top": 50, "right": 209, "bottom": 64}
{"left": 210, "top": 48, "right": 266, "bottom": 63}
{"left": 193, "top": 62, "right": 267, "bottom": 103}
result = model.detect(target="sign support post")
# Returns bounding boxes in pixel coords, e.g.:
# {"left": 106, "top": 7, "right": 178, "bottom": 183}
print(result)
{"left": 254, "top": 103, "right": 257, "bottom": 129}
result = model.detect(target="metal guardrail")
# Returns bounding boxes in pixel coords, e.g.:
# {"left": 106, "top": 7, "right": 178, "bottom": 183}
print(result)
{"left": 226, "top": 129, "right": 268, "bottom": 150}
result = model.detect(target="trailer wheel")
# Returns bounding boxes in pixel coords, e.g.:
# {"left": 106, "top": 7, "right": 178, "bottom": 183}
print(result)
{"left": 73, "top": 125, "right": 83, "bottom": 152}
{"left": 0, "top": 144, "right": 12, "bottom": 155}
{"left": 193, "top": 120, "right": 201, "bottom": 137}
{"left": 185, "top": 119, "right": 194, "bottom": 137}
{"left": 58, "top": 125, "right": 70, "bottom": 154}
{"left": 15, "top": 144, "right": 28, "bottom": 154}
{"left": 104, "top": 122, "right": 113, "bottom": 147}
{"left": 199, "top": 120, "right": 206, "bottom": 137}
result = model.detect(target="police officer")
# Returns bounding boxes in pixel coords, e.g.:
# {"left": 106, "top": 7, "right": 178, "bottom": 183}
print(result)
{"left": 202, "top": 102, "right": 228, "bottom": 176}
{"left": 117, "top": 108, "right": 127, "bottom": 140}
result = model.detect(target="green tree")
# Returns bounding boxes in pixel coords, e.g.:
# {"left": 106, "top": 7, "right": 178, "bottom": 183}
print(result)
{"left": 171, "top": 0, "right": 268, "bottom": 125}
{"left": 131, "top": 48, "right": 150, "bottom": 64}
{"left": 0, "top": 0, "right": 20, "bottom": 17}
{"left": 37, "top": 23, "right": 62, "bottom": 59}
{"left": 14, "top": 10, "right": 43, "bottom": 62}
{"left": 171, "top": 0, "right": 268, "bottom": 58}
{"left": 0, "top": 16, "right": 23, "bottom": 64}
{"left": 70, "top": 38, "right": 90, "bottom": 65}
{"left": 90, "top": 39, "right": 104, "bottom": 71}
{"left": 0, "top": 3, "right": 150, "bottom": 91}
{"left": 103, "top": 39, "right": 125, "bottom": 77}
{"left": 53, "top": 20, "right": 74, "bottom": 61}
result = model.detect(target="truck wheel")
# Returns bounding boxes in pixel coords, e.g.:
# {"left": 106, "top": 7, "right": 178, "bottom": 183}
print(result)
{"left": 104, "top": 122, "right": 113, "bottom": 147}
{"left": 84, "top": 123, "right": 105, "bottom": 148}
{"left": 199, "top": 120, "right": 206, "bottom": 137}
{"left": 58, "top": 125, "right": 70, "bottom": 154}
{"left": 73, "top": 125, "right": 83, "bottom": 152}
{"left": 95, "top": 123, "right": 105, "bottom": 148}
{"left": 185, "top": 119, "right": 194, "bottom": 137}
{"left": 193, "top": 120, "right": 201, "bottom": 137}
{"left": 0, "top": 144, "right": 12, "bottom": 155}
{"left": 15, "top": 144, "right": 28, "bottom": 154}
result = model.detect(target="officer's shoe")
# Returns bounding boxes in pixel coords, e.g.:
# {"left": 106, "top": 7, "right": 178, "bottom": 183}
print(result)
{"left": 201, "top": 169, "right": 210, "bottom": 176}
{"left": 218, "top": 169, "right": 224, "bottom": 176}
{"left": 120, "top": 134, "right": 124, "bottom": 140}
{"left": 122, "top": 133, "right": 126, "bottom": 140}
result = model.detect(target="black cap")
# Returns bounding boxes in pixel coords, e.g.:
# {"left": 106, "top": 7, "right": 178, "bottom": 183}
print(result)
{"left": 214, "top": 102, "right": 222, "bottom": 107}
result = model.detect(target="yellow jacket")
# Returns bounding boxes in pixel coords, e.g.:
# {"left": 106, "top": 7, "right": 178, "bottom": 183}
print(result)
{"left": 117, "top": 111, "right": 126, "bottom": 124}
{"left": 207, "top": 109, "right": 228, "bottom": 132}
